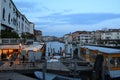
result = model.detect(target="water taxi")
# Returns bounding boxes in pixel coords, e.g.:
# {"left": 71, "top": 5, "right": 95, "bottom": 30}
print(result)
{"left": 80, "top": 46, "right": 120, "bottom": 79}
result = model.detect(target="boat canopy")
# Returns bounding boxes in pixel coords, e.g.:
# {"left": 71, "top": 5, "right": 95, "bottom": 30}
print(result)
{"left": 81, "top": 46, "right": 120, "bottom": 54}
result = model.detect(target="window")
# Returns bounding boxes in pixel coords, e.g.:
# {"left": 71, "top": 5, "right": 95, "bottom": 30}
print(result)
{"left": 106, "top": 37, "right": 110, "bottom": 39}
{"left": 105, "top": 32, "right": 111, "bottom": 35}
{"left": 8, "top": 13, "right": 11, "bottom": 24}
{"left": 117, "top": 36, "right": 119, "bottom": 39}
{"left": 13, "top": 8, "right": 15, "bottom": 13}
{"left": 9, "top": 3, "right": 11, "bottom": 8}
{"left": 110, "top": 57, "right": 120, "bottom": 68}
{"left": 117, "top": 32, "right": 119, "bottom": 35}
{"left": 2, "top": 8, "right": 5, "bottom": 20}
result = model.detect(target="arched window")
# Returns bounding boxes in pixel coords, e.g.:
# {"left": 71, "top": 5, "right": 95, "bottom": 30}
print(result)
{"left": 8, "top": 13, "right": 11, "bottom": 24}
{"left": 2, "top": 8, "right": 5, "bottom": 20}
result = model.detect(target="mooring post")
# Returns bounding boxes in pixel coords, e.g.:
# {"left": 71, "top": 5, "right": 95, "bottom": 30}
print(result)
{"left": 43, "top": 59, "right": 47, "bottom": 80}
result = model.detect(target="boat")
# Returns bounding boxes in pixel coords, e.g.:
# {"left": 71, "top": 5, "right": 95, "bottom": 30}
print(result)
{"left": 80, "top": 46, "right": 120, "bottom": 79}
{"left": 47, "top": 54, "right": 61, "bottom": 62}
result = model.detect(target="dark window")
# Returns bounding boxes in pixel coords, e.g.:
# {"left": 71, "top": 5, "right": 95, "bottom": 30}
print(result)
{"left": 8, "top": 13, "right": 11, "bottom": 24}
{"left": 9, "top": 3, "right": 11, "bottom": 8}
{"left": 2, "top": 8, "right": 5, "bottom": 20}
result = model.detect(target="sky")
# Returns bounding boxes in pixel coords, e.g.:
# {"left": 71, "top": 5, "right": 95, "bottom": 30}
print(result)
{"left": 13, "top": 0, "right": 120, "bottom": 37}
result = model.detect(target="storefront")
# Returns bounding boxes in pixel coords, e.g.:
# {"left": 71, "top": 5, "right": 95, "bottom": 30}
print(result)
{"left": 0, "top": 44, "right": 22, "bottom": 60}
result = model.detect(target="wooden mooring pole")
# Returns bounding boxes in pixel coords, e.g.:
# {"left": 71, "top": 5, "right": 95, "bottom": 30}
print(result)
{"left": 42, "top": 59, "right": 47, "bottom": 80}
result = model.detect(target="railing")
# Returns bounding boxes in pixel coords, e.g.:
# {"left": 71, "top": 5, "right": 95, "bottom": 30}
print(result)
{"left": 0, "top": 60, "right": 69, "bottom": 72}
{"left": 0, "top": 38, "right": 20, "bottom": 44}
{"left": 0, "top": 61, "right": 40, "bottom": 71}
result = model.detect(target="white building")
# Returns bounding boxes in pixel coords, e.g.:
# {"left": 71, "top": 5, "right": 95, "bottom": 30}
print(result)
{"left": 63, "top": 34, "right": 72, "bottom": 44}
{"left": 101, "top": 29, "right": 120, "bottom": 46}
{"left": 78, "top": 32, "right": 93, "bottom": 45}
{"left": 63, "top": 34, "right": 73, "bottom": 55}
{"left": 0, "top": 0, "right": 34, "bottom": 44}
{"left": 34, "top": 30, "right": 42, "bottom": 42}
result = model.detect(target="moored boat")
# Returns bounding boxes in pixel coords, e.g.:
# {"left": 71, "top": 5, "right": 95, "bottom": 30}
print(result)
{"left": 80, "top": 46, "right": 120, "bottom": 79}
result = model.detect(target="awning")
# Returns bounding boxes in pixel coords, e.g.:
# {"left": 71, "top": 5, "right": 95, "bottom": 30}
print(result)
{"left": 0, "top": 45, "right": 25, "bottom": 49}
{"left": 23, "top": 45, "right": 43, "bottom": 51}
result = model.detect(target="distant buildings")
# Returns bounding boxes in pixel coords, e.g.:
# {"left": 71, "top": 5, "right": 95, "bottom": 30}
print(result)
{"left": 78, "top": 32, "right": 93, "bottom": 45}
{"left": 42, "top": 36, "right": 58, "bottom": 42}
{"left": 63, "top": 28, "right": 120, "bottom": 47}
{"left": 34, "top": 30, "right": 42, "bottom": 42}
{"left": 0, "top": 0, "right": 34, "bottom": 44}
{"left": 63, "top": 33, "right": 72, "bottom": 44}
{"left": 101, "top": 29, "right": 120, "bottom": 46}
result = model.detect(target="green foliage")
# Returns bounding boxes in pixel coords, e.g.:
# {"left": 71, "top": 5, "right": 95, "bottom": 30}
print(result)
{"left": 21, "top": 32, "right": 34, "bottom": 39}
{"left": 1, "top": 30, "right": 19, "bottom": 38}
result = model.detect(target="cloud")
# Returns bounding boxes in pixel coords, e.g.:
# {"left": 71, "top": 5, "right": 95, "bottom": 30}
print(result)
{"left": 14, "top": 1, "right": 49, "bottom": 13}
{"left": 38, "top": 13, "right": 120, "bottom": 25}
{"left": 13, "top": 0, "right": 120, "bottom": 37}
{"left": 13, "top": 1, "right": 38, "bottom": 10}
{"left": 35, "top": 16, "right": 120, "bottom": 37}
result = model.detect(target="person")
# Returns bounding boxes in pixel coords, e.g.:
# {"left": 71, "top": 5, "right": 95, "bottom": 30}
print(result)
{"left": 93, "top": 54, "right": 104, "bottom": 80}
{"left": 13, "top": 52, "right": 17, "bottom": 60}
{"left": 73, "top": 48, "right": 78, "bottom": 59}
{"left": 9, "top": 56, "right": 14, "bottom": 67}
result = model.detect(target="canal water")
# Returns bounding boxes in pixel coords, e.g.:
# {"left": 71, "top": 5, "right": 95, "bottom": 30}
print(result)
{"left": 45, "top": 41, "right": 65, "bottom": 59}
{"left": 45, "top": 41, "right": 78, "bottom": 60}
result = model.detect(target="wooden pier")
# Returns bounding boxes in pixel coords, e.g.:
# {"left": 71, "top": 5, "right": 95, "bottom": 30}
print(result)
{"left": 0, "top": 60, "right": 71, "bottom": 75}
{"left": 0, "top": 59, "right": 93, "bottom": 79}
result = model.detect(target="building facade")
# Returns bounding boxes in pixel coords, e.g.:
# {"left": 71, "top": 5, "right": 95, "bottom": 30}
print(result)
{"left": 0, "top": 0, "right": 34, "bottom": 44}
{"left": 78, "top": 32, "right": 94, "bottom": 45}
{"left": 34, "top": 30, "right": 42, "bottom": 42}
{"left": 63, "top": 34, "right": 73, "bottom": 44}
{"left": 101, "top": 29, "right": 120, "bottom": 46}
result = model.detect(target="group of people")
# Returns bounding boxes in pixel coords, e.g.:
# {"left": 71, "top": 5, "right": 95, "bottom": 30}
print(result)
{"left": 9, "top": 51, "right": 18, "bottom": 67}
{"left": 9, "top": 51, "right": 25, "bottom": 67}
